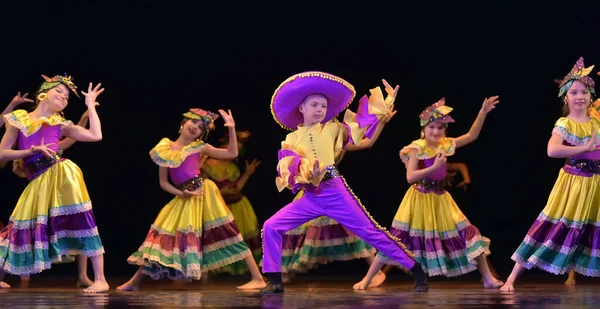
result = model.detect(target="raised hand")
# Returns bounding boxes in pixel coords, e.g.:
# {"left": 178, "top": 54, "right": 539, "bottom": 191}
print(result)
{"left": 245, "top": 159, "right": 262, "bottom": 174}
{"left": 481, "top": 95, "right": 500, "bottom": 114}
{"left": 382, "top": 79, "right": 400, "bottom": 98}
{"left": 81, "top": 83, "right": 105, "bottom": 107}
{"left": 218, "top": 109, "right": 235, "bottom": 127}
{"left": 10, "top": 92, "right": 34, "bottom": 106}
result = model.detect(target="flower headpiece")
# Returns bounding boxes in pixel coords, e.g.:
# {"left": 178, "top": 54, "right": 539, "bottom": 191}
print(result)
{"left": 419, "top": 97, "right": 455, "bottom": 127}
{"left": 558, "top": 57, "right": 596, "bottom": 97}
{"left": 182, "top": 108, "right": 220, "bottom": 141}
{"left": 38, "top": 74, "right": 80, "bottom": 98}
{"left": 183, "top": 108, "right": 220, "bottom": 130}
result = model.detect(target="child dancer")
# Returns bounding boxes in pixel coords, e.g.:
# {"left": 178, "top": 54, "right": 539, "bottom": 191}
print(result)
{"left": 116, "top": 108, "right": 266, "bottom": 291}
{"left": 200, "top": 130, "right": 262, "bottom": 276}
{"left": 0, "top": 74, "right": 108, "bottom": 293}
{"left": 6, "top": 109, "right": 94, "bottom": 289}
{"left": 278, "top": 106, "right": 397, "bottom": 285}
{"left": 353, "top": 96, "right": 503, "bottom": 290}
{"left": 261, "top": 72, "right": 428, "bottom": 294}
{"left": 500, "top": 57, "right": 600, "bottom": 292}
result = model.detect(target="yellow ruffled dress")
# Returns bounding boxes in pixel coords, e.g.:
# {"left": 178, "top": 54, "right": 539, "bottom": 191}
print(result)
{"left": 125, "top": 138, "right": 251, "bottom": 280}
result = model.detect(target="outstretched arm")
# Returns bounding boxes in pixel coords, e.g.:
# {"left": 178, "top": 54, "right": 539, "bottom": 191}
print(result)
{"left": 57, "top": 111, "right": 91, "bottom": 151}
{"left": 344, "top": 79, "right": 399, "bottom": 151}
{"left": 454, "top": 96, "right": 500, "bottom": 149}
{"left": 346, "top": 106, "right": 397, "bottom": 151}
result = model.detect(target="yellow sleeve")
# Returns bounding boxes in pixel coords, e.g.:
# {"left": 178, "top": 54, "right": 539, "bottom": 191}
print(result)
{"left": 275, "top": 133, "right": 323, "bottom": 193}
{"left": 342, "top": 86, "right": 395, "bottom": 144}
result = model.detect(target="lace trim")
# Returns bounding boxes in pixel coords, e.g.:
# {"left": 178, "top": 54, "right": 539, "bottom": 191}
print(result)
{"left": 552, "top": 126, "right": 593, "bottom": 146}
{"left": 49, "top": 201, "right": 93, "bottom": 217}
{"left": 391, "top": 220, "right": 470, "bottom": 239}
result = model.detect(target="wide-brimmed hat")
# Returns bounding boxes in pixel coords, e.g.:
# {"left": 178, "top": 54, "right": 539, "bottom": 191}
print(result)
{"left": 271, "top": 71, "right": 356, "bottom": 130}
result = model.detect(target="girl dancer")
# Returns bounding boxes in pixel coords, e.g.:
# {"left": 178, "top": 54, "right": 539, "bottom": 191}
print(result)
{"left": 0, "top": 74, "right": 108, "bottom": 293}
{"left": 500, "top": 57, "right": 600, "bottom": 292}
{"left": 116, "top": 108, "right": 266, "bottom": 291}
{"left": 353, "top": 96, "right": 503, "bottom": 290}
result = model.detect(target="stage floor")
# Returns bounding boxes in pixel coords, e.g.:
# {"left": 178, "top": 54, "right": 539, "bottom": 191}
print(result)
{"left": 1, "top": 276, "right": 599, "bottom": 308}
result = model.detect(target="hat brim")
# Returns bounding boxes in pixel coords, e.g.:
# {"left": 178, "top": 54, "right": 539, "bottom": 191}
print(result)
{"left": 271, "top": 72, "right": 356, "bottom": 130}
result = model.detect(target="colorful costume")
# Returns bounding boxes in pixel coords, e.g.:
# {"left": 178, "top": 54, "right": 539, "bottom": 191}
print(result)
{"left": 511, "top": 57, "right": 600, "bottom": 276}
{"left": 262, "top": 72, "right": 416, "bottom": 275}
{"left": 377, "top": 99, "right": 491, "bottom": 277}
{"left": 278, "top": 190, "right": 375, "bottom": 274}
{"left": 125, "top": 109, "right": 251, "bottom": 280}
{"left": 202, "top": 155, "right": 261, "bottom": 275}
{"left": 0, "top": 109, "right": 104, "bottom": 275}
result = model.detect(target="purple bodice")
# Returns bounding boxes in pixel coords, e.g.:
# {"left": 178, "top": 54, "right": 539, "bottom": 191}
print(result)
{"left": 418, "top": 158, "right": 447, "bottom": 180}
{"left": 18, "top": 125, "right": 61, "bottom": 162}
{"left": 169, "top": 153, "right": 201, "bottom": 184}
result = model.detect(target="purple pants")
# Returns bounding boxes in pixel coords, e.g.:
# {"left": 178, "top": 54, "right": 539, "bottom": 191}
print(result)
{"left": 262, "top": 176, "right": 416, "bottom": 273}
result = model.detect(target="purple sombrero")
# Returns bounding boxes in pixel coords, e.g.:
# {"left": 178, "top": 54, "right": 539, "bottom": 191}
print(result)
{"left": 271, "top": 71, "right": 356, "bottom": 130}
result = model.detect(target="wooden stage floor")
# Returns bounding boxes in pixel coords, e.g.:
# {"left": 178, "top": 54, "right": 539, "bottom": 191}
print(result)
{"left": 1, "top": 276, "right": 599, "bottom": 308}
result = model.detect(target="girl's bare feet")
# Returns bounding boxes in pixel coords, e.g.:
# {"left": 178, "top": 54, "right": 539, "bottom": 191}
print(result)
{"left": 83, "top": 280, "right": 110, "bottom": 293}
{"left": 499, "top": 282, "right": 514, "bottom": 293}
{"left": 236, "top": 279, "right": 266, "bottom": 290}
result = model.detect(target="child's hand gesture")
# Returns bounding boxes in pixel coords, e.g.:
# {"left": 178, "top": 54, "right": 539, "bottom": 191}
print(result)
{"left": 481, "top": 96, "right": 500, "bottom": 115}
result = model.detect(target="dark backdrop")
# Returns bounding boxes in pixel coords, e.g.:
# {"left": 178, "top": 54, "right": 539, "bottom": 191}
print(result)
{"left": 1, "top": 1, "right": 597, "bottom": 280}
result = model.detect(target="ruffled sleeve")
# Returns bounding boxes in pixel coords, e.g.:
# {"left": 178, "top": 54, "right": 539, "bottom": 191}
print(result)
{"left": 551, "top": 117, "right": 600, "bottom": 146}
{"left": 275, "top": 134, "right": 324, "bottom": 193}
{"left": 3, "top": 109, "right": 73, "bottom": 137}
{"left": 399, "top": 137, "right": 456, "bottom": 165}
{"left": 342, "top": 86, "right": 395, "bottom": 145}
{"left": 149, "top": 138, "right": 205, "bottom": 167}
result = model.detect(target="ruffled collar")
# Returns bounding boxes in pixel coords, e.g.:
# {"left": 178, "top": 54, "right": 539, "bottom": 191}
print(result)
{"left": 553, "top": 117, "right": 600, "bottom": 146}
{"left": 3, "top": 109, "right": 72, "bottom": 137}
{"left": 400, "top": 137, "right": 456, "bottom": 163}
{"left": 149, "top": 138, "right": 205, "bottom": 167}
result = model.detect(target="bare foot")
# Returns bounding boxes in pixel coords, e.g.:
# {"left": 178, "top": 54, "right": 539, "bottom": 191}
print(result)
{"left": 0, "top": 281, "right": 10, "bottom": 289}
{"left": 236, "top": 279, "right": 266, "bottom": 290}
{"left": 499, "top": 282, "right": 514, "bottom": 293}
{"left": 368, "top": 271, "right": 386, "bottom": 288}
{"left": 282, "top": 273, "right": 291, "bottom": 284}
{"left": 483, "top": 278, "right": 504, "bottom": 289}
{"left": 353, "top": 278, "right": 371, "bottom": 291}
{"left": 116, "top": 281, "right": 139, "bottom": 292}
{"left": 565, "top": 271, "right": 576, "bottom": 285}
{"left": 77, "top": 276, "right": 94, "bottom": 288}
{"left": 83, "top": 281, "right": 110, "bottom": 293}
{"left": 20, "top": 276, "right": 30, "bottom": 288}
